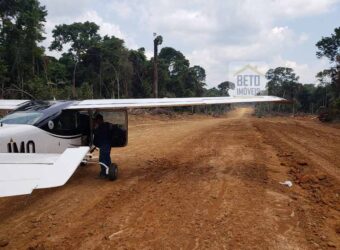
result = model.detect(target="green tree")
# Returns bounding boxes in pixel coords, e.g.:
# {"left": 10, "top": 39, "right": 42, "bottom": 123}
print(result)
{"left": 129, "top": 48, "right": 152, "bottom": 98}
{"left": 296, "top": 84, "right": 315, "bottom": 112}
{"left": 158, "top": 47, "right": 190, "bottom": 97}
{"left": 42, "top": 56, "right": 67, "bottom": 85}
{"left": 205, "top": 87, "right": 220, "bottom": 97}
{"left": 0, "top": 59, "right": 9, "bottom": 98}
{"left": 49, "top": 21, "right": 101, "bottom": 98}
{"left": 100, "top": 36, "right": 132, "bottom": 98}
{"left": 316, "top": 27, "right": 340, "bottom": 100}
{"left": 0, "top": 0, "right": 47, "bottom": 97}
{"left": 82, "top": 35, "right": 132, "bottom": 98}
{"left": 265, "top": 67, "right": 300, "bottom": 100}
{"left": 185, "top": 66, "right": 206, "bottom": 97}
{"left": 217, "top": 81, "right": 235, "bottom": 96}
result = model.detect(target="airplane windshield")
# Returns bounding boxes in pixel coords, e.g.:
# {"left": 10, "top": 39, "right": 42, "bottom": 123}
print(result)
{"left": 0, "top": 112, "right": 43, "bottom": 125}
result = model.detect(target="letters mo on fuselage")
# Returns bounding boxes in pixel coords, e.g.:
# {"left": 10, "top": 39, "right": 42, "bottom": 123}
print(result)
{"left": 236, "top": 74, "right": 262, "bottom": 96}
{"left": 8, "top": 140, "right": 36, "bottom": 153}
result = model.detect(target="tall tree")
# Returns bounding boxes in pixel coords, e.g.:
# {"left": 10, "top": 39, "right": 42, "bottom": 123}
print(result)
{"left": 49, "top": 21, "right": 101, "bottom": 98}
{"left": 129, "top": 48, "right": 152, "bottom": 98}
{"left": 185, "top": 65, "right": 206, "bottom": 97}
{"left": 217, "top": 81, "right": 235, "bottom": 96}
{"left": 99, "top": 36, "right": 132, "bottom": 98}
{"left": 316, "top": 27, "right": 340, "bottom": 99}
{"left": 159, "top": 47, "right": 190, "bottom": 97}
{"left": 0, "top": 0, "right": 47, "bottom": 97}
{"left": 82, "top": 35, "right": 132, "bottom": 98}
{"left": 265, "top": 67, "right": 300, "bottom": 100}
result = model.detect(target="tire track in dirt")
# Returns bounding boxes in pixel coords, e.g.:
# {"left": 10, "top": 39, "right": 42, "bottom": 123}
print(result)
{"left": 277, "top": 130, "right": 340, "bottom": 181}
{"left": 0, "top": 117, "right": 225, "bottom": 249}
{"left": 254, "top": 119, "right": 340, "bottom": 249}
{"left": 187, "top": 114, "right": 309, "bottom": 250}
{"left": 0, "top": 110, "right": 338, "bottom": 249}
{"left": 207, "top": 179, "right": 227, "bottom": 218}
{"left": 263, "top": 122, "right": 340, "bottom": 179}
{"left": 220, "top": 119, "right": 302, "bottom": 250}
{"left": 39, "top": 119, "right": 224, "bottom": 249}
{"left": 59, "top": 110, "right": 314, "bottom": 249}
{"left": 295, "top": 121, "right": 340, "bottom": 139}
{"left": 271, "top": 122, "right": 340, "bottom": 166}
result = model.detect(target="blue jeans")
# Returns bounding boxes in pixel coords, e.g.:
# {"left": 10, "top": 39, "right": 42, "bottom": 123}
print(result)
{"left": 99, "top": 144, "right": 112, "bottom": 175}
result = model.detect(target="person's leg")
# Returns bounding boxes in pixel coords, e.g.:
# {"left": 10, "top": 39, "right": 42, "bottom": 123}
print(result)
{"left": 104, "top": 145, "right": 117, "bottom": 180}
{"left": 98, "top": 148, "right": 107, "bottom": 177}
{"left": 99, "top": 144, "right": 111, "bottom": 175}
{"left": 104, "top": 144, "right": 112, "bottom": 167}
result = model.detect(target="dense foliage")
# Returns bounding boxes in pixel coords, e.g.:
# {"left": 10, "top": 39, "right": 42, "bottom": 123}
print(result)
{"left": 0, "top": 1, "right": 339, "bottom": 115}
{"left": 0, "top": 0, "right": 208, "bottom": 100}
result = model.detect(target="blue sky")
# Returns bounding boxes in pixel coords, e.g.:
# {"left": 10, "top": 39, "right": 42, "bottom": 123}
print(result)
{"left": 40, "top": 0, "right": 340, "bottom": 88}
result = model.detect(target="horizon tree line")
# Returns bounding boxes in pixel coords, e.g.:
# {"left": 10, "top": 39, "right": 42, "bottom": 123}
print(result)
{"left": 0, "top": 0, "right": 339, "bottom": 114}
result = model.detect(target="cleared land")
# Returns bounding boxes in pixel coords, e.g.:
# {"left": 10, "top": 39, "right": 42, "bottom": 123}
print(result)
{"left": 0, "top": 107, "right": 339, "bottom": 249}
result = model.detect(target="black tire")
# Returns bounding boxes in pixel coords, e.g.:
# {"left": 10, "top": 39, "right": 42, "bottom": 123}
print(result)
{"left": 108, "top": 163, "right": 118, "bottom": 181}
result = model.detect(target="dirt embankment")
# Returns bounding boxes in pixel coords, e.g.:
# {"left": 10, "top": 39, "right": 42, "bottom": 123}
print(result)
{"left": 0, "top": 108, "right": 339, "bottom": 249}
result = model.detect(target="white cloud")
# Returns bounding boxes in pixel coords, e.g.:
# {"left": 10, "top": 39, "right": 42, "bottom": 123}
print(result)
{"left": 76, "top": 11, "right": 125, "bottom": 40}
{"left": 41, "top": 10, "right": 137, "bottom": 57}
{"left": 266, "top": 0, "right": 339, "bottom": 17}
{"left": 40, "top": 0, "right": 94, "bottom": 17}
{"left": 187, "top": 26, "right": 307, "bottom": 69}
{"left": 110, "top": 1, "right": 133, "bottom": 19}
{"left": 39, "top": 0, "right": 339, "bottom": 87}
{"left": 149, "top": 9, "right": 218, "bottom": 34}
{"left": 272, "top": 56, "right": 330, "bottom": 84}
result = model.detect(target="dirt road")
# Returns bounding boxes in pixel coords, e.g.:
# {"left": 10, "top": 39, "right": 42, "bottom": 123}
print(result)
{"left": 0, "top": 108, "right": 339, "bottom": 249}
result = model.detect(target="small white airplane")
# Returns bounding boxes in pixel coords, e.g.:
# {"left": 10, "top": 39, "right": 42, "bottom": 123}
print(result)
{"left": 0, "top": 96, "right": 286, "bottom": 197}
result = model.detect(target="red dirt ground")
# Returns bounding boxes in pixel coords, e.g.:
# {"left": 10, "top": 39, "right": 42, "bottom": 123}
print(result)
{"left": 0, "top": 107, "right": 339, "bottom": 249}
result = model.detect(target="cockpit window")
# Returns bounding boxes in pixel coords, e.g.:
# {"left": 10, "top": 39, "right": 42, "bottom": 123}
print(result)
{"left": 0, "top": 112, "right": 43, "bottom": 125}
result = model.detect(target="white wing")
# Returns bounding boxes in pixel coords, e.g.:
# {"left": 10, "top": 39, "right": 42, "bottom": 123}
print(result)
{"left": 0, "top": 147, "right": 89, "bottom": 197}
{"left": 0, "top": 99, "right": 29, "bottom": 110}
{"left": 66, "top": 96, "right": 287, "bottom": 110}
{"left": 0, "top": 96, "right": 286, "bottom": 111}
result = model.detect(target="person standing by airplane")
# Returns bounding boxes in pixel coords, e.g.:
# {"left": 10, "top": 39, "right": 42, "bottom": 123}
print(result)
{"left": 93, "top": 113, "right": 113, "bottom": 179}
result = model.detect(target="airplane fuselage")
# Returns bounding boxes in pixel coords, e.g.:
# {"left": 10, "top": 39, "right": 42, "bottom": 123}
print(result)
{"left": 0, "top": 124, "right": 84, "bottom": 154}
{"left": 0, "top": 101, "right": 89, "bottom": 154}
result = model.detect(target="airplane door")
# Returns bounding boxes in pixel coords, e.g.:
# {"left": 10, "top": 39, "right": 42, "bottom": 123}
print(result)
{"left": 102, "top": 110, "right": 128, "bottom": 147}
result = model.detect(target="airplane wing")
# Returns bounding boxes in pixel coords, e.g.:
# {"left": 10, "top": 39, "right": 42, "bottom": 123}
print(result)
{"left": 66, "top": 96, "right": 287, "bottom": 110}
{"left": 0, "top": 96, "right": 286, "bottom": 111}
{"left": 0, "top": 95, "right": 286, "bottom": 197}
{"left": 0, "top": 147, "right": 89, "bottom": 197}
{"left": 0, "top": 99, "right": 29, "bottom": 111}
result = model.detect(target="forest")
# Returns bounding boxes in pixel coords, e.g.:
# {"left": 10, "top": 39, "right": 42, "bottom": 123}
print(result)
{"left": 0, "top": 0, "right": 339, "bottom": 114}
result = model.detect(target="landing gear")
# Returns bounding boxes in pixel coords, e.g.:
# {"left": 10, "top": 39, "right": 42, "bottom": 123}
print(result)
{"left": 108, "top": 163, "right": 118, "bottom": 181}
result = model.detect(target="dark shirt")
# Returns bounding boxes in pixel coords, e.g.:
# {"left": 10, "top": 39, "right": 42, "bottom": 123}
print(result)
{"left": 93, "top": 122, "right": 111, "bottom": 148}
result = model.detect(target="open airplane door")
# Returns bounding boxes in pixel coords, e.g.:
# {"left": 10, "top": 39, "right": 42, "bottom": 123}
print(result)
{"left": 0, "top": 147, "right": 89, "bottom": 197}
{"left": 102, "top": 110, "right": 128, "bottom": 147}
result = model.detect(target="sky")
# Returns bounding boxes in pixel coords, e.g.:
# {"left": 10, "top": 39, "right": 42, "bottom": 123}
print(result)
{"left": 40, "top": 0, "right": 340, "bottom": 88}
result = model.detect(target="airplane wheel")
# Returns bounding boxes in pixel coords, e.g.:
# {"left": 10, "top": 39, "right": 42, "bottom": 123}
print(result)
{"left": 108, "top": 163, "right": 118, "bottom": 181}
